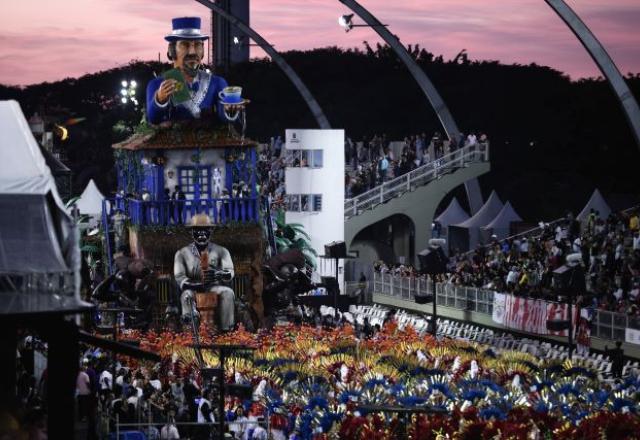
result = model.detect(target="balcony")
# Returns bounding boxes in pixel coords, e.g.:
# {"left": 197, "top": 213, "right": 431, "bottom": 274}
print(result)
{"left": 107, "top": 197, "right": 259, "bottom": 227}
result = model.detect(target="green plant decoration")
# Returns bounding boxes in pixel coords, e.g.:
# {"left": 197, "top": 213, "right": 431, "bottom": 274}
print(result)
{"left": 273, "top": 208, "right": 318, "bottom": 269}
{"left": 114, "top": 149, "right": 145, "bottom": 195}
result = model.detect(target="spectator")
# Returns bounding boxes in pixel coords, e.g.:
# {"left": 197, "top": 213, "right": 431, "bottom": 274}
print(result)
{"left": 76, "top": 360, "right": 92, "bottom": 422}
{"left": 604, "top": 341, "right": 625, "bottom": 378}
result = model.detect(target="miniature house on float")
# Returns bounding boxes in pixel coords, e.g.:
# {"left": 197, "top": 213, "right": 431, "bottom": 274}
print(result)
{"left": 103, "top": 121, "right": 264, "bottom": 323}
{"left": 109, "top": 123, "right": 258, "bottom": 229}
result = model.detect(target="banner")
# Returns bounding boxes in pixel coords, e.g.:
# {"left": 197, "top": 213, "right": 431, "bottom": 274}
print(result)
{"left": 492, "top": 293, "right": 576, "bottom": 337}
{"left": 626, "top": 328, "right": 640, "bottom": 346}
{"left": 492, "top": 293, "right": 506, "bottom": 325}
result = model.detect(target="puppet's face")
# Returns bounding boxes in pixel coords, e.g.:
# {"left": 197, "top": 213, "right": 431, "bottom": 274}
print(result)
{"left": 175, "top": 39, "right": 205, "bottom": 75}
{"left": 192, "top": 227, "right": 211, "bottom": 246}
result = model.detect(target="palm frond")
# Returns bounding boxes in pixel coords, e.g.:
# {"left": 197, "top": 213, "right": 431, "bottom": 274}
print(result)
{"left": 64, "top": 196, "right": 81, "bottom": 209}
{"left": 301, "top": 249, "right": 317, "bottom": 269}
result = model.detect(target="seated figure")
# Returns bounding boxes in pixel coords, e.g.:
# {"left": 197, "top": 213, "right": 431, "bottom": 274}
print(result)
{"left": 174, "top": 213, "right": 235, "bottom": 331}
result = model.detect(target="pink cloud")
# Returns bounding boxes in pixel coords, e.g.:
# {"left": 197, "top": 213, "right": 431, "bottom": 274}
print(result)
{"left": 1, "top": 0, "right": 639, "bottom": 85}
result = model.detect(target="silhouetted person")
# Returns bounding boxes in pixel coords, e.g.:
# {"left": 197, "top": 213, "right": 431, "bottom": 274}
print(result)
{"left": 605, "top": 341, "right": 624, "bottom": 378}
{"left": 172, "top": 185, "right": 186, "bottom": 223}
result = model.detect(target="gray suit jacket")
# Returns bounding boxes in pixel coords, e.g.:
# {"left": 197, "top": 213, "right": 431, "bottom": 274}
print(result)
{"left": 174, "top": 242, "right": 234, "bottom": 290}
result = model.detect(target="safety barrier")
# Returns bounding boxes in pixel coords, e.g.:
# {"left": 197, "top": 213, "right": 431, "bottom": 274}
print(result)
{"left": 373, "top": 272, "right": 636, "bottom": 345}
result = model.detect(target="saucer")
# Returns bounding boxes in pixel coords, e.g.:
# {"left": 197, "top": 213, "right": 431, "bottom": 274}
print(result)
{"left": 221, "top": 98, "right": 248, "bottom": 106}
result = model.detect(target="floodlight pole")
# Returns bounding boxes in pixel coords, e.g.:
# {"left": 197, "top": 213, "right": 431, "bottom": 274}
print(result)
{"left": 194, "top": 0, "right": 331, "bottom": 129}
{"left": 338, "top": 0, "right": 484, "bottom": 214}
{"left": 545, "top": 0, "right": 640, "bottom": 149}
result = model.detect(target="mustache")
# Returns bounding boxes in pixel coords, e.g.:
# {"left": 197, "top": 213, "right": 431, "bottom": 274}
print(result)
{"left": 184, "top": 55, "right": 200, "bottom": 62}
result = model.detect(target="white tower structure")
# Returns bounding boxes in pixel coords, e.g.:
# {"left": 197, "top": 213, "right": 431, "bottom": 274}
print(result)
{"left": 284, "top": 129, "right": 345, "bottom": 285}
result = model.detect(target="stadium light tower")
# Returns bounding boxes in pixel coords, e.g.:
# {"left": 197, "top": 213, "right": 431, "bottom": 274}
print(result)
{"left": 119, "top": 80, "right": 138, "bottom": 106}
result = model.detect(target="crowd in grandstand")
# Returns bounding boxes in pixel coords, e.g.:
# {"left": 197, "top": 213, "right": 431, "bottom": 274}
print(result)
{"left": 345, "top": 131, "right": 489, "bottom": 198}
{"left": 374, "top": 207, "right": 640, "bottom": 317}
{"left": 257, "top": 131, "right": 490, "bottom": 205}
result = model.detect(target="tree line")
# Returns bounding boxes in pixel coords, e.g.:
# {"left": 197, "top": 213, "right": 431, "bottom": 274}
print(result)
{"left": 1, "top": 44, "right": 639, "bottom": 220}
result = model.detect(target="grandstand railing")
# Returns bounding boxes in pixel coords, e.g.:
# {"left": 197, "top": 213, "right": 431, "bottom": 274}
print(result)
{"left": 373, "top": 272, "right": 494, "bottom": 315}
{"left": 373, "top": 272, "right": 634, "bottom": 345}
{"left": 344, "top": 145, "right": 489, "bottom": 218}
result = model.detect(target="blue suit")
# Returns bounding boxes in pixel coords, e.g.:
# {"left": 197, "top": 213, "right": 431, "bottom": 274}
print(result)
{"left": 146, "top": 70, "right": 230, "bottom": 124}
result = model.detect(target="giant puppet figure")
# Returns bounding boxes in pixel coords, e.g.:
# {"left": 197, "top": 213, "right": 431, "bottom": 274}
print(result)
{"left": 146, "top": 17, "right": 243, "bottom": 124}
{"left": 174, "top": 213, "right": 235, "bottom": 331}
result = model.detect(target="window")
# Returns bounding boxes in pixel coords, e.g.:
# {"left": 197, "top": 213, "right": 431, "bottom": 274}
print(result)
{"left": 286, "top": 194, "right": 300, "bottom": 212}
{"left": 178, "top": 166, "right": 212, "bottom": 199}
{"left": 310, "top": 150, "right": 323, "bottom": 168}
{"left": 312, "top": 194, "right": 322, "bottom": 211}
{"left": 285, "top": 194, "right": 322, "bottom": 212}
{"left": 284, "top": 150, "right": 323, "bottom": 168}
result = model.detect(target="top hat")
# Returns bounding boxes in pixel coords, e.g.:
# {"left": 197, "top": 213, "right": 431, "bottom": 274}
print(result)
{"left": 165, "top": 17, "right": 209, "bottom": 42}
{"left": 187, "top": 213, "right": 215, "bottom": 228}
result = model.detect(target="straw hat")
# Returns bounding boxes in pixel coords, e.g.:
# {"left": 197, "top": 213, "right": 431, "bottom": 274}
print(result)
{"left": 187, "top": 213, "right": 215, "bottom": 228}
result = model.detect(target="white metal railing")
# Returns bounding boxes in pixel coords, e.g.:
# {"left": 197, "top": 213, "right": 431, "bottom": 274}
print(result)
{"left": 345, "top": 145, "right": 489, "bottom": 218}
{"left": 373, "top": 272, "right": 634, "bottom": 344}
{"left": 372, "top": 272, "right": 494, "bottom": 315}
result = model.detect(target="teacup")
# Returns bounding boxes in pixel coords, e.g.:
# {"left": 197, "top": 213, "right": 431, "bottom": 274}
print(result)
{"left": 219, "top": 86, "right": 243, "bottom": 104}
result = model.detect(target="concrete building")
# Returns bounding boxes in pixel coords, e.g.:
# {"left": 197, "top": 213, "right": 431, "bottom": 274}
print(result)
{"left": 284, "top": 129, "right": 345, "bottom": 284}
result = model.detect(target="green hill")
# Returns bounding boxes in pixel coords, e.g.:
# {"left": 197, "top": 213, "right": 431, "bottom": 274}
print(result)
{"left": 3, "top": 45, "right": 639, "bottom": 219}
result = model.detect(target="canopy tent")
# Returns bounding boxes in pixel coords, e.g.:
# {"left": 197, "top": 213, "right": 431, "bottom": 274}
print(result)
{"left": 435, "top": 197, "right": 470, "bottom": 232}
{"left": 482, "top": 201, "right": 523, "bottom": 241}
{"left": 577, "top": 189, "right": 611, "bottom": 222}
{"left": 74, "top": 179, "right": 109, "bottom": 227}
{"left": 448, "top": 191, "right": 503, "bottom": 252}
{"left": 0, "top": 100, "right": 88, "bottom": 315}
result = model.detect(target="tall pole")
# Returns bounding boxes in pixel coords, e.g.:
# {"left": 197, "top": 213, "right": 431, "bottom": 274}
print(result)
{"left": 431, "top": 274, "right": 437, "bottom": 337}
{"left": 568, "top": 292, "right": 573, "bottom": 360}
{"left": 338, "top": 0, "right": 484, "bottom": 214}
{"left": 195, "top": 0, "right": 331, "bottom": 129}
{"left": 545, "top": 0, "right": 640, "bottom": 149}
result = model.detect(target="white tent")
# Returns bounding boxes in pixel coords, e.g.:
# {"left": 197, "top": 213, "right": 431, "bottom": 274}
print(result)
{"left": 577, "top": 189, "right": 611, "bottom": 222}
{"left": 74, "top": 179, "right": 109, "bottom": 226}
{"left": 448, "top": 191, "right": 504, "bottom": 252}
{"left": 0, "top": 100, "right": 89, "bottom": 314}
{"left": 482, "top": 201, "right": 523, "bottom": 240}
{"left": 435, "top": 197, "right": 469, "bottom": 232}
{"left": 76, "top": 180, "right": 107, "bottom": 215}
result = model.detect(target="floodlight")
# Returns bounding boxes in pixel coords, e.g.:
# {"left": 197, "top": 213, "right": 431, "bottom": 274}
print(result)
{"left": 120, "top": 89, "right": 127, "bottom": 96}
{"left": 130, "top": 80, "right": 137, "bottom": 88}
{"left": 121, "top": 97, "right": 127, "bottom": 104}
{"left": 121, "top": 80, "right": 128, "bottom": 87}
{"left": 338, "top": 14, "right": 354, "bottom": 32}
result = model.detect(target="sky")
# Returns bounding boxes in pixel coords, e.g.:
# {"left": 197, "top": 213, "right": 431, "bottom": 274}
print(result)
{"left": 1, "top": 0, "right": 639, "bottom": 86}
